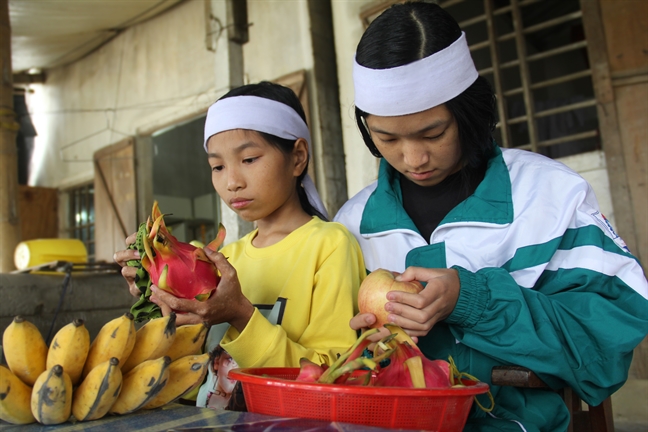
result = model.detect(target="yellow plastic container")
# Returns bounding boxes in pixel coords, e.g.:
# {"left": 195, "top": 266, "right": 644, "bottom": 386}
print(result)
{"left": 14, "top": 239, "right": 88, "bottom": 271}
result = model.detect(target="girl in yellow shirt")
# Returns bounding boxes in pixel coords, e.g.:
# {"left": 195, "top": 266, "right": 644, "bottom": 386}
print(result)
{"left": 136, "top": 82, "right": 365, "bottom": 406}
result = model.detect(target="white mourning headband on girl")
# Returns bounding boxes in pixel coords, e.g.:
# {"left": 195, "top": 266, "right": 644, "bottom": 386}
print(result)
{"left": 203, "top": 95, "right": 329, "bottom": 219}
{"left": 353, "top": 32, "right": 478, "bottom": 116}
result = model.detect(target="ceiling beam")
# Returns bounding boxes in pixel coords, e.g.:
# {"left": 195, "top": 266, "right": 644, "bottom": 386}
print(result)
{"left": 13, "top": 71, "right": 46, "bottom": 85}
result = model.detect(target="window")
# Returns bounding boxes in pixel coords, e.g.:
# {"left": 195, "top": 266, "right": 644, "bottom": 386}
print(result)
{"left": 68, "top": 183, "right": 95, "bottom": 261}
{"left": 360, "top": 0, "right": 600, "bottom": 159}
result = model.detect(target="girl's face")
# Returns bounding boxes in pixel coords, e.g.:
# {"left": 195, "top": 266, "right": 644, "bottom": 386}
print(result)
{"left": 207, "top": 129, "right": 306, "bottom": 222}
{"left": 365, "top": 104, "right": 462, "bottom": 187}
{"left": 216, "top": 352, "right": 238, "bottom": 394}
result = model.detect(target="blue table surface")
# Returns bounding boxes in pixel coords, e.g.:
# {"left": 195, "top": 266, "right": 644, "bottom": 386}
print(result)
{"left": 0, "top": 403, "right": 417, "bottom": 431}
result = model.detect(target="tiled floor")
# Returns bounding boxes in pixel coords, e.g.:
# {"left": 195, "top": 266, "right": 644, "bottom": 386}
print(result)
{"left": 612, "top": 379, "right": 648, "bottom": 432}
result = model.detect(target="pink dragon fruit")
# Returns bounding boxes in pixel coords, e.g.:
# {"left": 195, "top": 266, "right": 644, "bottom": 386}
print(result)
{"left": 141, "top": 201, "right": 226, "bottom": 301}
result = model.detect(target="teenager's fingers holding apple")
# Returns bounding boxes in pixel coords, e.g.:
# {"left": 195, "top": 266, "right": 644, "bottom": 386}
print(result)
{"left": 358, "top": 269, "right": 424, "bottom": 329}
{"left": 395, "top": 266, "right": 439, "bottom": 283}
{"left": 385, "top": 299, "right": 441, "bottom": 334}
{"left": 386, "top": 289, "right": 428, "bottom": 309}
{"left": 384, "top": 312, "right": 434, "bottom": 337}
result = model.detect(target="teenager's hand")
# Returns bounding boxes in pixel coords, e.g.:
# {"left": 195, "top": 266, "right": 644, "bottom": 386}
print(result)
{"left": 384, "top": 267, "right": 460, "bottom": 337}
{"left": 150, "top": 249, "right": 255, "bottom": 330}
{"left": 113, "top": 232, "right": 140, "bottom": 298}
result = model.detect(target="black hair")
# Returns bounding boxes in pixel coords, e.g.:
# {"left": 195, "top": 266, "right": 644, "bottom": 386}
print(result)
{"left": 217, "top": 81, "right": 327, "bottom": 220}
{"left": 354, "top": 2, "right": 496, "bottom": 172}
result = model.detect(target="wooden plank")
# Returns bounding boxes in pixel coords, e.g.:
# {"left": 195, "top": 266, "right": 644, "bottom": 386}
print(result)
{"left": 599, "top": 0, "right": 648, "bottom": 74}
{"left": 584, "top": 0, "right": 648, "bottom": 380}
{"left": 615, "top": 82, "right": 648, "bottom": 380}
{"left": 613, "top": 83, "right": 648, "bottom": 274}
{"left": 17, "top": 185, "right": 58, "bottom": 240}
{"left": 580, "top": 0, "right": 638, "bottom": 255}
{"left": 94, "top": 138, "right": 137, "bottom": 263}
{"left": 491, "top": 366, "right": 550, "bottom": 388}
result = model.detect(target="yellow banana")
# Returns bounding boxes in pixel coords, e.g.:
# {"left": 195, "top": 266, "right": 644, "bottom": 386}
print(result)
{"left": 47, "top": 318, "right": 90, "bottom": 385}
{"left": 121, "top": 313, "right": 176, "bottom": 373}
{"left": 0, "top": 365, "right": 36, "bottom": 424}
{"left": 164, "top": 322, "right": 209, "bottom": 362}
{"left": 2, "top": 316, "right": 48, "bottom": 386}
{"left": 31, "top": 365, "right": 73, "bottom": 425}
{"left": 72, "top": 357, "right": 122, "bottom": 421}
{"left": 109, "top": 356, "right": 171, "bottom": 415}
{"left": 142, "top": 352, "right": 211, "bottom": 409}
{"left": 83, "top": 312, "right": 136, "bottom": 378}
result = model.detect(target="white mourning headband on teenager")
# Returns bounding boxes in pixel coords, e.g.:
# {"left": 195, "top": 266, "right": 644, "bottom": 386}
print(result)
{"left": 353, "top": 32, "right": 478, "bottom": 116}
{"left": 204, "top": 95, "right": 329, "bottom": 219}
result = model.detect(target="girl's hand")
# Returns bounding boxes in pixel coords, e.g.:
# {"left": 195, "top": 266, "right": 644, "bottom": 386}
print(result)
{"left": 113, "top": 232, "right": 141, "bottom": 298}
{"left": 349, "top": 313, "right": 419, "bottom": 347}
{"left": 384, "top": 267, "right": 460, "bottom": 337}
{"left": 150, "top": 250, "right": 255, "bottom": 330}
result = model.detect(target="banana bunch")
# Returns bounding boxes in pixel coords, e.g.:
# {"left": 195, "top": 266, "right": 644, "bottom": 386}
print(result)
{"left": 120, "top": 313, "right": 177, "bottom": 373}
{"left": 165, "top": 322, "right": 209, "bottom": 362}
{"left": 3, "top": 316, "right": 48, "bottom": 386}
{"left": 0, "top": 314, "right": 212, "bottom": 425}
{"left": 143, "top": 352, "right": 211, "bottom": 409}
{"left": 83, "top": 312, "right": 136, "bottom": 377}
{"left": 31, "top": 365, "right": 73, "bottom": 425}
{"left": 72, "top": 357, "right": 122, "bottom": 421}
{"left": 47, "top": 318, "right": 90, "bottom": 385}
{"left": 0, "top": 365, "right": 36, "bottom": 424}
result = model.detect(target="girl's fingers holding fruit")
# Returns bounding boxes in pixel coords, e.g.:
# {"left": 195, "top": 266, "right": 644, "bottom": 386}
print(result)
{"left": 113, "top": 248, "right": 139, "bottom": 267}
{"left": 120, "top": 266, "right": 140, "bottom": 298}
{"left": 124, "top": 232, "right": 137, "bottom": 246}
{"left": 349, "top": 313, "right": 377, "bottom": 331}
{"left": 151, "top": 285, "right": 200, "bottom": 315}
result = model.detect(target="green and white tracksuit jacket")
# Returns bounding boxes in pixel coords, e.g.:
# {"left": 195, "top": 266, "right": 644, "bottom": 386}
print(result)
{"left": 334, "top": 146, "right": 648, "bottom": 432}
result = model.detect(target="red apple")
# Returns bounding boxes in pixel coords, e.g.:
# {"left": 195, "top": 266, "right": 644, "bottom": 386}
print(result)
{"left": 358, "top": 269, "right": 424, "bottom": 328}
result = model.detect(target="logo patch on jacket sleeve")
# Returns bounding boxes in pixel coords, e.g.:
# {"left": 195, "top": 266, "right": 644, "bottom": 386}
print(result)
{"left": 591, "top": 211, "right": 630, "bottom": 253}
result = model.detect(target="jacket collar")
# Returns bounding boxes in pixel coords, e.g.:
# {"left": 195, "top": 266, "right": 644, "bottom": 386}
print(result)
{"left": 359, "top": 145, "right": 513, "bottom": 235}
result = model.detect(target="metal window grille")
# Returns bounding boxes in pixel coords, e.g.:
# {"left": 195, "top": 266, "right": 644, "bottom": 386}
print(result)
{"left": 360, "top": 0, "right": 600, "bottom": 159}
{"left": 68, "top": 183, "right": 95, "bottom": 262}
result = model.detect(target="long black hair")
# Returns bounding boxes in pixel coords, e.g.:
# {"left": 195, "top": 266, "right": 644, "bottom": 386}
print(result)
{"left": 217, "top": 81, "right": 327, "bottom": 220}
{"left": 355, "top": 2, "right": 496, "bottom": 171}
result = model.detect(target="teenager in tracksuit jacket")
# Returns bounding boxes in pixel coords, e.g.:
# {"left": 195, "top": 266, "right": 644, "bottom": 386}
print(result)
{"left": 335, "top": 3, "right": 648, "bottom": 431}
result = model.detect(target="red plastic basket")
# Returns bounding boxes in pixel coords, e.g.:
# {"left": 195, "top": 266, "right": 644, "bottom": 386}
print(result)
{"left": 229, "top": 367, "right": 489, "bottom": 431}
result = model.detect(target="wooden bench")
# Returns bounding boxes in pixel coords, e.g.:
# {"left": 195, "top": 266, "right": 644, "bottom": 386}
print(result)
{"left": 491, "top": 366, "right": 614, "bottom": 432}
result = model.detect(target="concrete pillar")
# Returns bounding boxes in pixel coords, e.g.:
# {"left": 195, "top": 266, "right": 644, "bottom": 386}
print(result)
{"left": 308, "top": 0, "right": 348, "bottom": 217}
{"left": 0, "top": 0, "right": 22, "bottom": 272}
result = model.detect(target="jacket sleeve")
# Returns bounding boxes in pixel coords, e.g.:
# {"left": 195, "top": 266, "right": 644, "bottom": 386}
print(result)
{"left": 446, "top": 225, "right": 648, "bottom": 405}
{"left": 218, "top": 233, "right": 365, "bottom": 369}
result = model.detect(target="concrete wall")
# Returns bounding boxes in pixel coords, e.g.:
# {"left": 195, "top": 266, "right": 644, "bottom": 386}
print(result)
{"left": 0, "top": 273, "right": 135, "bottom": 344}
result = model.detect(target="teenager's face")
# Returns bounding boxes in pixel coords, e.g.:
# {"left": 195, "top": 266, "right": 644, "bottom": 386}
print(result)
{"left": 365, "top": 104, "right": 462, "bottom": 187}
{"left": 207, "top": 129, "right": 304, "bottom": 222}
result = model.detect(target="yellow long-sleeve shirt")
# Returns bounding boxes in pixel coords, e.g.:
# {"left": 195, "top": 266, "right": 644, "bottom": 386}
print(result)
{"left": 212, "top": 216, "right": 365, "bottom": 369}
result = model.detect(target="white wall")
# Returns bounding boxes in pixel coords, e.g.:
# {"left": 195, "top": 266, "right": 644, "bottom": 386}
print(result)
{"left": 26, "top": 0, "right": 231, "bottom": 190}
{"left": 331, "top": 0, "right": 380, "bottom": 199}
{"left": 557, "top": 150, "right": 616, "bottom": 228}
{"left": 244, "top": 1, "right": 313, "bottom": 83}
